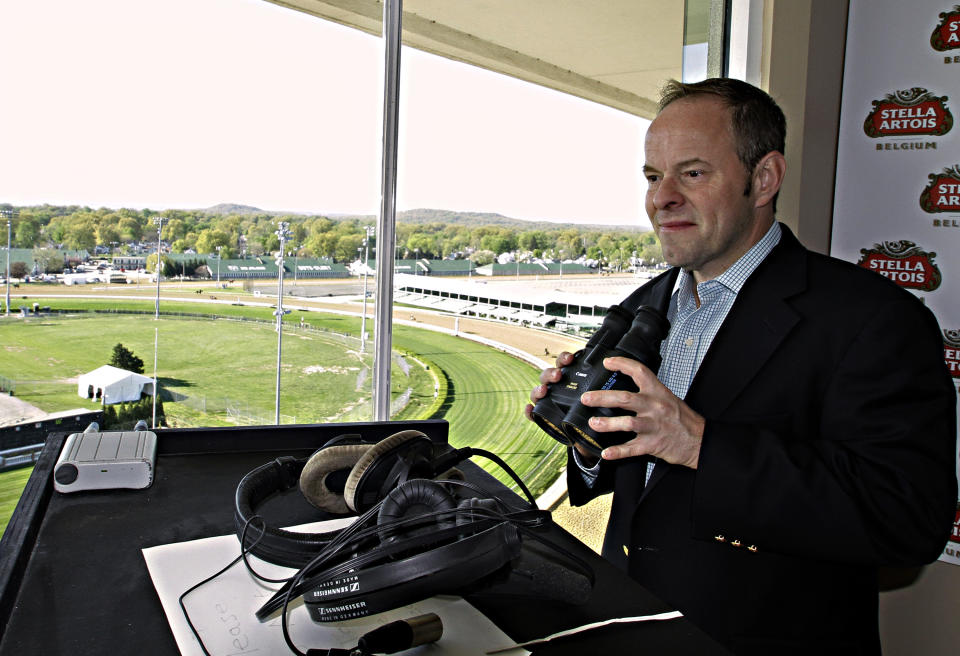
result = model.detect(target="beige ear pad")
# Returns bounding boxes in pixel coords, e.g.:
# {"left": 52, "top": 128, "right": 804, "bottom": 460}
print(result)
{"left": 299, "top": 444, "right": 371, "bottom": 514}
{"left": 343, "top": 430, "right": 429, "bottom": 512}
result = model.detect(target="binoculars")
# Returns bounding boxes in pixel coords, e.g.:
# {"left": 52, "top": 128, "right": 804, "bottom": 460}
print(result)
{"left": 531, "top": 304, "right": 669, "bottom": 457}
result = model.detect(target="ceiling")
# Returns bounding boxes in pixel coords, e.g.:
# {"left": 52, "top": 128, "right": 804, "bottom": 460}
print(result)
{"left": 265, "top": 0, "right": 696, "bottom": 119}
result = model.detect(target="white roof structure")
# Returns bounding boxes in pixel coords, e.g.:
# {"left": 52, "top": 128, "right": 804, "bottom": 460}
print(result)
{"left": 268, "top": 0, "right": 694, "bottom": 119}
{"left": 77, "top": 365, "right": 155, "bottom": 405}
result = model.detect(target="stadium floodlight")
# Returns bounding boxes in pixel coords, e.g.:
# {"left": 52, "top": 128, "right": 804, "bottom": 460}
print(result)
{"left": 274, "top": 221, "right": 292, "bottom": 425}
{"left": 151, "top": 216, "right": 165, "bottom": 429}
{"left": 215, "top": 245, "right": 222, "bottom": 286}
{"left": 153, "top": 216, "right": 165, "bottom": 320}
{"left": 2, "top": 209, "right": 17, "bottom": 317}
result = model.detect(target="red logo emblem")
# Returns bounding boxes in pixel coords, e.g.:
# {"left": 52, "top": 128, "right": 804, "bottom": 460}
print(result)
{"left": 945, "top": 330, "right": 960, "bottom": 380}
{"left": 864, "top": 89, "right": 953, "bottom": 138}
{"left": 920, "top": 165, "right": 960, "bottom": 212}
{"left": 951, "top": 504, "right": 960, "bottom": 544}
{"left": 931, "top": 5, "right": 960, "bottom": 51}
{"left": 857, "top": 241, "right": 942, "bottom": 292}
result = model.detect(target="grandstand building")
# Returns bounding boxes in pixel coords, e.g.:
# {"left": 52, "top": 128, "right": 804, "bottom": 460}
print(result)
{"left": 393, "top": 272, "right": 647, "bottom": 331}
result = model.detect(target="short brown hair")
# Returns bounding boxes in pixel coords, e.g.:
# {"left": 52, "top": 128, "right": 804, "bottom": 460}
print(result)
{"left": 659, "top": 78, "right": 786, "bottom": 176}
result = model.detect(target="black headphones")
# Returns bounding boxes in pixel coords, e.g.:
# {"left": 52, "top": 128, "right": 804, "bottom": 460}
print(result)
{"left": 234, "top": 430, "right": 472, "bottom": 569}
{"left": 233, "top": 430, "right": 594, "bottom": 626}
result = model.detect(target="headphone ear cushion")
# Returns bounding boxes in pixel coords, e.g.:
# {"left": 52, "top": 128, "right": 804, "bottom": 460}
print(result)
{"left": 376, "top": 479, "right": 456, "bottom": 543}
{"left": 455, "top": 496, "right": 500, "bottom": 527}
{"left": 299, "top": 444, "right": 371, "bottom": 513}
{"left": 343, "top": 430, "right": 431, "bottom": 512}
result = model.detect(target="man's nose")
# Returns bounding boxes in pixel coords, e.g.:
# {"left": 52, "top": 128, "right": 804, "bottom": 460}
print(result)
{"left": 652, "top": 175, "right": 683, "bottom": 210}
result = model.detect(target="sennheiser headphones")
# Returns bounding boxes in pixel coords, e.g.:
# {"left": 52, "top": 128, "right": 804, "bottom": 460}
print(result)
{"left": 233, "top": 429, "right": 594, "bottom": 628}
{"left": 234, "top": 430, "right": 471, "bottom": 568}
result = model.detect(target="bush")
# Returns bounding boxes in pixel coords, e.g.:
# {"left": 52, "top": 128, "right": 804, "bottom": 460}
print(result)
{"left": 101, "top": 395, "right": 165, "bottom": 430}
{"left": 9, "top": 262, "right": 29, "bottom": 279}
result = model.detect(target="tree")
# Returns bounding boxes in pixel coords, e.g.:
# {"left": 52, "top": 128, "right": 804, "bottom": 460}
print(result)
{"left": 15, "top": 219, "right": 40, "bottom": 248}
{"left": 64, "top": 223, "right": 97, "bottom": 251}
{"left": 33, "top": 248, "right": 64, "bottom": 274}
{"left": 109, "top": 343, "right": 145, "bottom": 374}
{"left": 470, "top": 250, "right": 496, "bottom": 266}
{"left": 117, "top": 217, "right": 143, "bottom": 242}
{"left": 145, "top": 253, "right": 176, "bottom": 278}
{"left": 195, "top": 229, "right": 231, "bottom": 254}
{"left": 96, "top": 223, "right": 122, "bottom": 248}
{"left": 335, "top": 234, "right": 363, "bottom": 262}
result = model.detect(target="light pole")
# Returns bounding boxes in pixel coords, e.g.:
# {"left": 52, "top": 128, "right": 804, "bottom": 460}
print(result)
{"left": 153, "top": 216, "right": 165, "bottom": 320}
{"left": 360, "top": 226, "right": 373, "bottom": 353}
{"left": 215, "top": 245, "right": 222, "bottom": 287}
{"left": 151, "top": 216, "right": 165, "bottom": 429}
{"left": 414, "top": 247, "right": 419, "bottom": 275}
{"left": 2, "top": 209, "right": 15, "bottom": 317}
{"left": 274, "top": 222, "right": 291, "bottom": 425}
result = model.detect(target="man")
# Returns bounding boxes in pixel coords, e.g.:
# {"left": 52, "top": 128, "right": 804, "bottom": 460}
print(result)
{"left": 526, "top": 78, "right": 957, "bottom": 655}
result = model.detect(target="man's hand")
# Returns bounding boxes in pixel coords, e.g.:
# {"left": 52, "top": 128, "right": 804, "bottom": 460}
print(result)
{"left": 524, "top": 351, "right": 600, "bottom": 465}
{"left": 524, "top": 351, "right": 574, "bottom": 422}
{"left": 580, "top": 356, "right": 705, "bottom": 469}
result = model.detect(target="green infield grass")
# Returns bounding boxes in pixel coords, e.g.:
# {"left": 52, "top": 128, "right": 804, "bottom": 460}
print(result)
{"left": 1, "top": 302, "right": 562, "bottom": 501}
{"left": 0, "top": 314, "right": 432, "bottom": 426}
{"left": 0, "top": 467, "right": 32, "bottom": 537}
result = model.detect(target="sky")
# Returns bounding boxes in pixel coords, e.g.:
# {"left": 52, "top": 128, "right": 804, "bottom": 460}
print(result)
{"left": 0, "top": 0, "right": 651, "bottom": 228}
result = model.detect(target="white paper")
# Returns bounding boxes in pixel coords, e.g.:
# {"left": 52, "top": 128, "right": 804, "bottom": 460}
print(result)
{"left": 142, "top": 519, "right": 528, "bottom": 656}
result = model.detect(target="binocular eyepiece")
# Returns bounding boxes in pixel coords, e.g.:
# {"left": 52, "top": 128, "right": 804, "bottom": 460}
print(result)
{"left": 530, "top": 304, "right": 670, "bottom": 457}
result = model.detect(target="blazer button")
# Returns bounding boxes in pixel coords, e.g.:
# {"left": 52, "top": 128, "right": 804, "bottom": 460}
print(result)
{"left": 714, "top": 534, "right": 725, "bottom": 543}
{"left": 731, "top": 539, "right": 742, "bottom": 547}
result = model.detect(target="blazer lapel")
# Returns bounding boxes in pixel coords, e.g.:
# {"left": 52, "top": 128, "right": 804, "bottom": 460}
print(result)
{"left": 640, "top": 225, "right": 808, "bottom": 499}
{"left": 686, "top": 226, "right": 807, "bottom": 417}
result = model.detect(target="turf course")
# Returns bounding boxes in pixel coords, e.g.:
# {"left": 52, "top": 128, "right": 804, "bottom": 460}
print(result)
{"left": 393, "top": 324, "right": 563, "bottom": 496}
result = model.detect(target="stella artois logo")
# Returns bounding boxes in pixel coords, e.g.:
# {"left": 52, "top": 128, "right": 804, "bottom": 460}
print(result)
{"left": 863, "top": 88, "right": 952, "bottom": 137}
{"left": 931, "top": 5, "right": 960, "bottom": 51}
{"left": 857, "top": 241, "right": 942, "bottom": 291}
{"left": 944, "top": 330, "right": 960, "bottom": 379}
{"left": 920, "top": 165, "right": 960, "bottom": 212}
{"left": 951, "top": 503, "right": 960, "bottom": 544}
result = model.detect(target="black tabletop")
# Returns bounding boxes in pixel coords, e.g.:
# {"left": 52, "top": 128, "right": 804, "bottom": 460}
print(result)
{"left": 0, "top": 421, "right": 727, "bottom": 655}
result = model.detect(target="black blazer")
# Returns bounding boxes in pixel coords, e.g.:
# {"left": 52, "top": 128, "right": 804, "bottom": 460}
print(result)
{"left": 566, "top": 225, "right": 957, "bottom": 655}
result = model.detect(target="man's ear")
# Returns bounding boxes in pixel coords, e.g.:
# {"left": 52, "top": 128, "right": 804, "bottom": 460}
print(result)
{"left": 751, "top": 151, "right": 786, "bottom": 209}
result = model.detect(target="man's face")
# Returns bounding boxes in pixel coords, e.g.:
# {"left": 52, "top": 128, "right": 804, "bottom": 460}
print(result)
{"left": 643, "top": 96, "right": 770, "bottom": 282}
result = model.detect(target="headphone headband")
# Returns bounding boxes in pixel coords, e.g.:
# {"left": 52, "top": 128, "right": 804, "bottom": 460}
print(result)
{"left": 234, "top": 456, "right": 346, "bottom": 568}
{"left": 302, "top": 522, "right": 521, "bottom": 622}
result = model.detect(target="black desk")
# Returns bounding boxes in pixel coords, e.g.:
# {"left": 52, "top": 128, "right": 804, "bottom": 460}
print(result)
{"left": 0, "top": 421, "right": 728, "bottom": 655}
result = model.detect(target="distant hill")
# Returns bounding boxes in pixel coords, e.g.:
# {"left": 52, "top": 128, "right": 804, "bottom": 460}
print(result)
{"left": 198, "top": 204, "right": 645, "bottom": 232}
{"left": 201, "top": 203, "right": 271, "bottom": 215}
{"left": 338, "top": 208, "right": 646, "bottom": 232}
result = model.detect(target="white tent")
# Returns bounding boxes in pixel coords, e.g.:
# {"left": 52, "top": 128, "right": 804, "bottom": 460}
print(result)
{"left": 77, "top": 365, "right": 154, "bottom": 405}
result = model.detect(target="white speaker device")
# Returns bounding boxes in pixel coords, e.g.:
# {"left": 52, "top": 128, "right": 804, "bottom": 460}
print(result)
{"left": 54, "top": 430, "right": 158, "bottom": 493}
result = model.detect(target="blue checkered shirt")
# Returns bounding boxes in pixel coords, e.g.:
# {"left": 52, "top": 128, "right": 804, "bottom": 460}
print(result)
{"left": 575, "top": 221, "right": 782, "bottom": 486}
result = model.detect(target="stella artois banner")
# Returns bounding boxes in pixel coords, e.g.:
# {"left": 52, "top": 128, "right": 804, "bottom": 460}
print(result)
{"left": 832, "top": 0, "right": 960, "bottom": 566}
